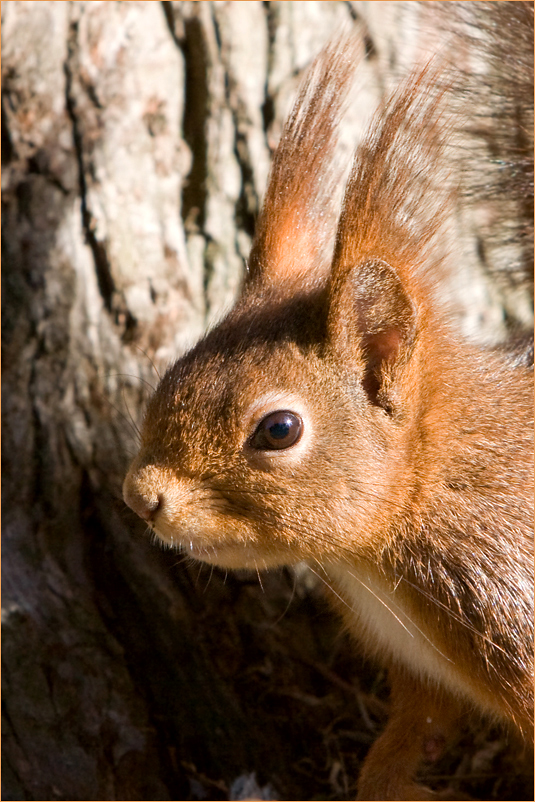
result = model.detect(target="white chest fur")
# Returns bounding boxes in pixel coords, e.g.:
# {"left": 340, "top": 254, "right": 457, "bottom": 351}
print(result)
{"left": 326, "top": 562, "right": 470, "bottom": 700}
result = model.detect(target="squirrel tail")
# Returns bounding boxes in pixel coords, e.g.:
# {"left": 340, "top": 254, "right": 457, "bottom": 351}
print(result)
{"left": 450, "top": 1, "right": 534, "bottom": 295}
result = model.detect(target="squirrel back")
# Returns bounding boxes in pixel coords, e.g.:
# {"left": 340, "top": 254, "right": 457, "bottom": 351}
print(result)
{"left": 124, "top": 4, "right": 533, "bottom": 799}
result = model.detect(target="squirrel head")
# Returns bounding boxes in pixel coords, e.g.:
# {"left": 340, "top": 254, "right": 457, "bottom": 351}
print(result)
{"left": 123, "top": 282, "right": 414, "bottom": 569}
{"left": 123, "top": 39, "right": 451, "bottom": 570}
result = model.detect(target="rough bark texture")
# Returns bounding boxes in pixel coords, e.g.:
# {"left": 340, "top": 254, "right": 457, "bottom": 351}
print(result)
{"left": 2, "top": 2, "right": 532, "bottom": 801}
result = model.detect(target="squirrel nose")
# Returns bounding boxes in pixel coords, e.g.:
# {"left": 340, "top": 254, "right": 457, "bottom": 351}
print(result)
{"left": 123, "top": 473, "right": 161, "bottom": 522}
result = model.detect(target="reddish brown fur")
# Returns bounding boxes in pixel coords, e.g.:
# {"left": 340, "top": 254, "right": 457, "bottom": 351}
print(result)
{"left": 124, "top": 6, "right": 533, "bottom": 800}
{"left": 247, "top": 34, "right": 362, "bottom": 288}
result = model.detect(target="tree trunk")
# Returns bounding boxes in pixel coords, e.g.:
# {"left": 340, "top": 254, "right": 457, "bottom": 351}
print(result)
{"left": 2, "top": 2, "right": 531, "bottom": 800}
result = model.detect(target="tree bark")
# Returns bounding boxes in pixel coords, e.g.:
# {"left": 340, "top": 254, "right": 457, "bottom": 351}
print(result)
{"left": 2, "top": 2, "right": 531, "bottom": 801}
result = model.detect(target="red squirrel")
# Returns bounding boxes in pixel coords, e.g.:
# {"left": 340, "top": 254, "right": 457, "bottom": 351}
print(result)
{"left": 123, "top": 4, "right": 533, "bottom": 800}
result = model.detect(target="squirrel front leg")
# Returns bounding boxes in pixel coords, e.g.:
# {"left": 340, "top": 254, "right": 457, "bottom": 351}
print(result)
{"left": 357, "top": 667, "right": 462, "bottom": 801}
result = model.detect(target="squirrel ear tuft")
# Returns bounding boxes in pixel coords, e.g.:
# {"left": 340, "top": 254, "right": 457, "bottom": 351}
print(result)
{"left": 244, "top": 35, "right": 361, "bottom": 290}
{"left": 323, "top": 64, "right": 448, "bottom": 410}
{"left": 328, "top": 259, "right": 417, "bottom": 410}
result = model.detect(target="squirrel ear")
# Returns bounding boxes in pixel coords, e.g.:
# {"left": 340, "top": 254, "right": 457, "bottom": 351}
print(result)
{"left": 245, "top": 36, "right": 361, "bottom": 289}
{"left": 328, "top": 259, "right": 417, "bottom": 410}
{"left": 323, "top": 65, "right": 449, "bottom": 410}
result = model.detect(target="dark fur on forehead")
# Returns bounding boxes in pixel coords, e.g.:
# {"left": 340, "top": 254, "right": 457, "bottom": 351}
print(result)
{"left": 139, "top": 287, "right": 330, "bottom": 466}
{"left": 151, "top": 285, "right": 329, "bottom": 412}
{"left": 178, "top": 286, "right": 328, "bottom": 372}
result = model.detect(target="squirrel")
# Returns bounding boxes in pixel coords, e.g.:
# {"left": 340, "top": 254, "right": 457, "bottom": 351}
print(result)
{"left": 123, "top": 3, "right": 533, "bottom": 800}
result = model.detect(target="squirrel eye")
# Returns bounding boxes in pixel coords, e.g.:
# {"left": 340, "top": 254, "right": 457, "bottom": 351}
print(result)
{"left": 251, "top": 411, "right": 303, "bottom": 450}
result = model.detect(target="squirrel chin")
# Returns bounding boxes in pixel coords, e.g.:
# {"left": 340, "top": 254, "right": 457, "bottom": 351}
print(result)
{"left": 150, "top": 526, "right": 285, "bottom": 570}
{"left": 181, "top": 542, "right": 286, "bottom": 571}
